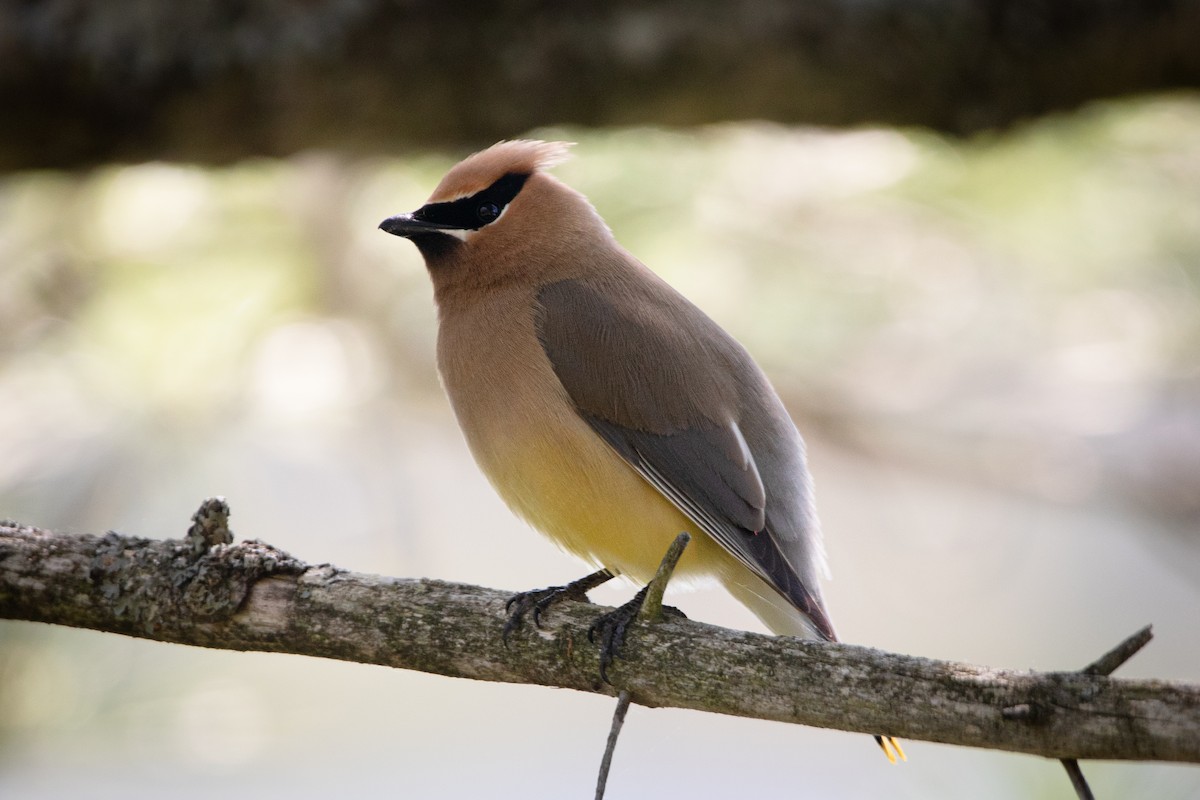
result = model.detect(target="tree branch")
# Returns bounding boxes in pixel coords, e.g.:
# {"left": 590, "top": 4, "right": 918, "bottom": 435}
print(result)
{"left": 2, "top": 0, "right": 1199, "bottom": 169}
{"left": 2, "top": 519, "right": 1198, "bottom": 764}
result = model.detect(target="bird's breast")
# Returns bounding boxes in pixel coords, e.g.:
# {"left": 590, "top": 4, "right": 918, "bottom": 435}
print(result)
{"left": 434, "top": 292, "right": 722, "bottom": 582}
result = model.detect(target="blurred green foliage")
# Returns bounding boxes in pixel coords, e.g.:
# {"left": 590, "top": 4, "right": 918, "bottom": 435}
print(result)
{"left": 2, "top": 100, "right": 1199, "bottom": 799}
{"left": 3, "top": 97, "right": 1197, "bottom": 520}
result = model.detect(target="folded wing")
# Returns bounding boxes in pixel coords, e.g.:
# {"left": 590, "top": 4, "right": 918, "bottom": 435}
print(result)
{"left": 535, "top": 277, "right": 835, "bottom": 640}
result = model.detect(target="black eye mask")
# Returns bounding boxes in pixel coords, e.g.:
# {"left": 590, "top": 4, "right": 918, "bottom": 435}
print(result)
{"left": 414, "top": 172, "right": 530, "bottom": 231}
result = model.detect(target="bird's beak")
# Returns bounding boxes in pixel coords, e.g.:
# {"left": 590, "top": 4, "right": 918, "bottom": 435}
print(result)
{"left": 378, "top": 213, "right": 461, "bottom": 238}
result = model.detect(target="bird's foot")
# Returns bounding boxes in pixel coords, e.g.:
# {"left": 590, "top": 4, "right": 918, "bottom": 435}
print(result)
{"left": 587, "top": 587, "right": 687, "bottom": 683}
{"left": 503, "top": 569, "right": 613, "bottom": 643}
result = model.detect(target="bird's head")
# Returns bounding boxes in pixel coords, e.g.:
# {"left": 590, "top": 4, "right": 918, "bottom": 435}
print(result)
{"left": 379, "top": 140, "right": 606, "bottom": 275}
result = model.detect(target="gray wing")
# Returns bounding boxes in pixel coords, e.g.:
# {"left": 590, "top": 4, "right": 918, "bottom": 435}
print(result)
{"left": 535, "top": 277, "right": 835, "bottom": 640}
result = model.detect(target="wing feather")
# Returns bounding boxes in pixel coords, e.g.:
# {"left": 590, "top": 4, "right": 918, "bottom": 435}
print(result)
{"left": 536, "top": 277, "right": 835, "bottom": 640}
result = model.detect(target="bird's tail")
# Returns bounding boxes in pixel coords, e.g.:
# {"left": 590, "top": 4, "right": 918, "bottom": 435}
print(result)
{"left": 875, "top": 735, "right": 907, "bottom": 764}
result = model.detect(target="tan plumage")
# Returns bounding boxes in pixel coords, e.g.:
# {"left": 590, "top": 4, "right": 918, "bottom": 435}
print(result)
{"left": 382, "top": 138, "right": 833, "bottom": 639}
{"left": 380, "top": 140, "right": 904, "bottom": 761}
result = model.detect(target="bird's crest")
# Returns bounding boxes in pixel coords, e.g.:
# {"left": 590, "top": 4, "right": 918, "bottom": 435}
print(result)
{"left": 429, "top": 140, "right": 574, "bottom": 204}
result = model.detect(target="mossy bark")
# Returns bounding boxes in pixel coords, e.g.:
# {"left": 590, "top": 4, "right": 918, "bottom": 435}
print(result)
{"left": 2, "top": 521, "right": 1198, "bottom": 763}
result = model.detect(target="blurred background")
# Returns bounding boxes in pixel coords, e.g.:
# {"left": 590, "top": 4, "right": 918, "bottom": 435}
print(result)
{"left": 2, "top": 3, "right": 1199, "bottom": 798}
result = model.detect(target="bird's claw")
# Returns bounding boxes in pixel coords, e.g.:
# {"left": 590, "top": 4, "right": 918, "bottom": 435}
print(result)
{"left": 587, "top": 587, "right": 653, "bottom": 684}
{"left": 503, "top": 582, "right": 595, "bottom": 644}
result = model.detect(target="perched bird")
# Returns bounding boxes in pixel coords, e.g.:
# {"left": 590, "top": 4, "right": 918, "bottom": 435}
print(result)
{"left": 379, "top": 140, "right": 901, "bottom": 760}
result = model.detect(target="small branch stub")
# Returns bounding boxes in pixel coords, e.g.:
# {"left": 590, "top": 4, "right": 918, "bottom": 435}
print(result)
{"left": 639, "top": 532, "right": 691, "bottom": 623}
{"left": 186, "top": 496, "right": 233, "bottom": 556}
{"left": 1082, "top": 625, "right": 1154, "bottom": 677}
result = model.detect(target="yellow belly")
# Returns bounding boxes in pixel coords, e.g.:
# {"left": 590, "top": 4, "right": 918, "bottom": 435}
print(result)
{"left": 467, "top": 400, "right": 728, "bottom": 583}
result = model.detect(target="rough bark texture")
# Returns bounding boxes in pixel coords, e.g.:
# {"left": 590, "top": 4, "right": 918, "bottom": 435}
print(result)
{"left": 1, "top": 0, "right": 1199, "bottom": 170}
{"left": 2, "top": 521, "right": 1198, "bottom": 764}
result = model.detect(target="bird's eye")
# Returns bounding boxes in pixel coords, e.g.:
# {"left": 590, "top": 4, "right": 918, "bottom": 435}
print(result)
{"left": 477, "top": 202, "right": 501, "bottom": 223}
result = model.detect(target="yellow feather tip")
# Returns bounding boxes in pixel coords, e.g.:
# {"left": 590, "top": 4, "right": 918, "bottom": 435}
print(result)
{"left": 877, "top": 736, "right": 907, "bottom": 764}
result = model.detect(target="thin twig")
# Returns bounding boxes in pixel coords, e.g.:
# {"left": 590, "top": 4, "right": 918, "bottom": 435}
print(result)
{"left": 1062, "top": 759, "right": 1095, "bottom": 800}
{"left": 1060, "top": 625, "right": 1155, "bottom": 800}
{"left": 595, "top": 690, "right": 633, "bottom": 800}
{"left": 1081, "top": 625, "right": 1154, "bottom": 676}
{"left": 594, "top": 533, "right": 692, "bottom": 798}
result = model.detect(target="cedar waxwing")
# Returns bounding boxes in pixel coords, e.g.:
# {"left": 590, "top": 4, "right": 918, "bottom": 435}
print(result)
{"left": 379, "top": 140, "right": 901, "bottom": 760}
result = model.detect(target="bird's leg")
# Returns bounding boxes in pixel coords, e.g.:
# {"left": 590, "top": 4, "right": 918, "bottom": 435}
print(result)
{"left": 588, "top": 532, "right": 691, "bottom": 684}
{"left": 503, "top": 568, "right": 614, "bottom": 643}
{"left": 587, "top": 588, "right": 690, "bottom": 684}
{"left": 587, "top": 586, "right": 650, "bottom": 684}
